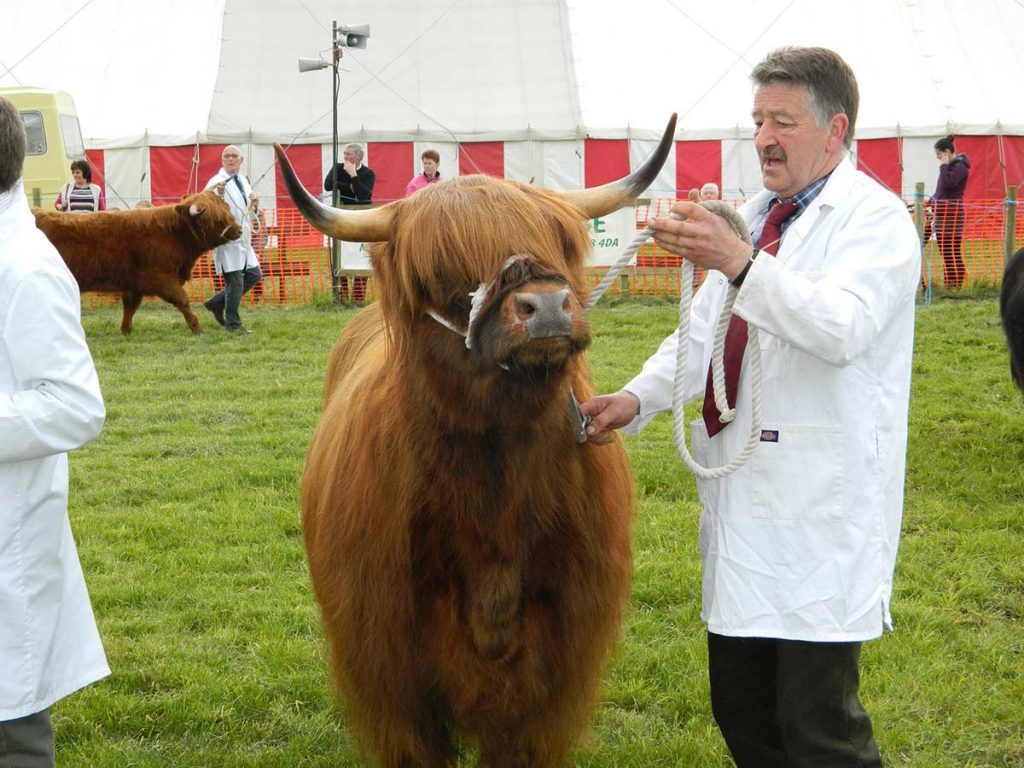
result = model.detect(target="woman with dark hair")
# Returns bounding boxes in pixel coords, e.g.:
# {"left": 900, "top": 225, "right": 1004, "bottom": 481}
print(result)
{"left": 54, "top": 159, "right": 105, "bottom": 212}
{"left": 930, "top": 135, "right": 970, "bottom": 288}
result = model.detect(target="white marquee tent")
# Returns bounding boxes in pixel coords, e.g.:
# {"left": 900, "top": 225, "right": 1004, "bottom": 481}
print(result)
{"left": 3, "top": 0, "right": 1024, "bottom": 206}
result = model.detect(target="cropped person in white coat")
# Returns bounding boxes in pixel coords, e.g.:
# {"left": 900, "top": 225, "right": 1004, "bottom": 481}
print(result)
{"left": 582, "top": 48, "right": 920, "bottom": 767}
{"left": 0, "top": 95, "right": 107, "bottom": 768}
{"left": 203, "top": 145, "right": 262, "bottom": 333}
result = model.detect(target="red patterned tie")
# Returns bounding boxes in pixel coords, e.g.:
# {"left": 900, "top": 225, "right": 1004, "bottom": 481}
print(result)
{"left": 701, "top": 200, "right": 799, "bottom": 436}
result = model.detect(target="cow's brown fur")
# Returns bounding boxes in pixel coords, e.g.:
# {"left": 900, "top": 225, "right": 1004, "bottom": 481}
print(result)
{"left": 301, "top": 176, "right": 635, "bottom": 767}
{"left": 33, "top": 189, "right": 241, "bottom": 334}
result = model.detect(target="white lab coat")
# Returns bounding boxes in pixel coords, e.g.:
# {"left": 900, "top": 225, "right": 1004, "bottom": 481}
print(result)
{"left": 624, "top": 158, "right": 920, "bottom": 642}
{"left": 0, "top": 183, "right": 108, "bottom": 720}
{"left": 205, "top": 168, "right": 259, "bottom": 275}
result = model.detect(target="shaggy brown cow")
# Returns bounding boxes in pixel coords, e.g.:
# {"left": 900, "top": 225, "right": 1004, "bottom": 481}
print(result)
{"left": 1001, "top": 246, "right": 1024, "bottom": 393}
{"left": 276, "top": 115, "right": 676, "bottom": 767}
{"left": 33, "top": 189, "right": 241, "bottom": 334}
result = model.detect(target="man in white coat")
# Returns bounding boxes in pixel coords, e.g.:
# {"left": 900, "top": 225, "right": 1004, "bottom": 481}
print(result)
{"left": 0, "top": 96, "right": 108, "bottom": 767}
{"left": 203, "top": 145, "right": 262, "bottom": 334}
{"left": 582, "top": 47, "right": 919, "bottom": 767}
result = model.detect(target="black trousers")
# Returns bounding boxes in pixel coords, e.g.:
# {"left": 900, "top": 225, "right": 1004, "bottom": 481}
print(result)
{"left": 707, "top": 632, "right": 882, "bottom": 768}
{"left": 0, "top": 709, "right": 55, "bottom": 768}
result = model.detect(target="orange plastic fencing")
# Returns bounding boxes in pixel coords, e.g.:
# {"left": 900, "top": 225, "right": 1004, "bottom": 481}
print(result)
{"left": 81, "top": 197, "right": 1019, "bottom": 312}
{"left": 919, "top": 198, "right": 1018, "bottom": 287}
{"left": 83, "top": 207, "right": 337, "bottom": 311}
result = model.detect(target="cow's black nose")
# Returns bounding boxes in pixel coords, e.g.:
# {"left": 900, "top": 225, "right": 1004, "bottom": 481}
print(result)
{"left": 515, "top": 289, "right": 573, "bottom": 339}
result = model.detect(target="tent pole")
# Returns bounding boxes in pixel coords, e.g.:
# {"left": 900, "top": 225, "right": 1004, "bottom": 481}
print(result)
{"left": 331, "top": 20, "right": 343, "bottom": 303}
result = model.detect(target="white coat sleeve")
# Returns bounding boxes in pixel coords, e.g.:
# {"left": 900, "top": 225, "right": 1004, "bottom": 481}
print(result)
{"left": 0, "top": 269, "right": 105, "bottom": 461}
{"left": 734, "top": 202, "right": 920, "bottom": 367}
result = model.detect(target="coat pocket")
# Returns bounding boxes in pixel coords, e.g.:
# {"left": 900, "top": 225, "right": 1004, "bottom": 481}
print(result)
{"left": 751, "top": 424, "right": 843, "bottom": 521}
{"left": 690, "top": 418, "right": 715, "bottom": 514}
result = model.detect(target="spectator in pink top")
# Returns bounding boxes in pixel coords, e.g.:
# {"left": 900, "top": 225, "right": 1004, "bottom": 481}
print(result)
{"left": 404, "top": 149, "right": 442, "bottom": 197}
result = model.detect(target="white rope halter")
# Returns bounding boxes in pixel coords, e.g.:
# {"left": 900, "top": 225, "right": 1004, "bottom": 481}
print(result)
{"left": 426, "top": 254, "right": 532, "bottom": 350}
{"left": 587, "top": 202, "right": 763, "bottom": 480}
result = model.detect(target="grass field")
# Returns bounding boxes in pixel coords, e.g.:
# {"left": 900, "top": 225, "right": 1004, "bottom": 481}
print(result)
{"left": 51, "top": 294, "right": 1023, "bottom": 767}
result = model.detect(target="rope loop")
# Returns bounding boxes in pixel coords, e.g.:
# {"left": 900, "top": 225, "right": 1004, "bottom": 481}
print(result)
{"left": 586, "top": 201, "right": 762, "bottom": 479}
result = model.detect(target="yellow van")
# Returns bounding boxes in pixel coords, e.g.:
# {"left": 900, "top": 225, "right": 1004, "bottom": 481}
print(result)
{"left": 0, "top": 87, "right": 85, "bottom": 208}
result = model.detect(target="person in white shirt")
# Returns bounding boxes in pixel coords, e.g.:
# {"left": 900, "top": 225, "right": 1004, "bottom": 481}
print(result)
{"left": 582, "top": 47, "right": 919, "bottom": 767}
{"left": 0, "top": 95, "right": 108, "bottom": 768}
{"left": 203, "top": 145, "right": 262, "bottom": 334}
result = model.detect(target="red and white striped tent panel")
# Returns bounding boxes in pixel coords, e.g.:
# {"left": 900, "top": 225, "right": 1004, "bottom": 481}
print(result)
{"left": 87, "top": 134, "right": 1024, "bottom": 211}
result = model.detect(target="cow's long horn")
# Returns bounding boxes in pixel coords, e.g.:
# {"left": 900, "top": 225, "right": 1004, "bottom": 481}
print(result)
{"left": 557, "top": 113, "right": 677, "bottom": 219}
{"left": 273, "top": 144, "right": 393, "bottom": 243}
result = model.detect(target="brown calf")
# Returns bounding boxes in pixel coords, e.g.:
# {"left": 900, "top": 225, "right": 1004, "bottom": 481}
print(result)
{"left": 34, "top": 189, "right": 241, "bottom": 334}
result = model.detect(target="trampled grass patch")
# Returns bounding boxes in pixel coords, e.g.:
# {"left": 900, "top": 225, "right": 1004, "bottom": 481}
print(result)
{"left": 53, "top": 296, "right": 1023, "bottom": 767}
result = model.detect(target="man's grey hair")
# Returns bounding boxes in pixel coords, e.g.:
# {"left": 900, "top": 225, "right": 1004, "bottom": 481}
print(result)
{"left": 344, "top": 143, "right": 365, "bottom": 161}
{"left": 751, "top": 46, "right": 859, "bottom": 150}
{"left": 0, "top": 96, "right": 27, "bottom": 192}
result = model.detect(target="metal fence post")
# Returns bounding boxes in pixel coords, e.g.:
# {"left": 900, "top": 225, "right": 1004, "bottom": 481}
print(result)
{"left": 1005, "top": 185, "right": 1017, "bottom": 268}
{"left": 913, "top": 182, "right": 926, "bottom": 236}
{"left": 915, "top": 182, "right": 932, "bottom": 305}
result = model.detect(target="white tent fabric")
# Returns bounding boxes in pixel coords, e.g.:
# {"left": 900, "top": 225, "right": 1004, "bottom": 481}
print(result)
{"left": 4, "top": 0, "right": 1024, "bottom": 205}
{"left": 0, "top": 0, "right": 225, "bottom": 145}
{"left": 209, "top": 0, "right": 583, "bottom": 144}
{"left": 573, "top": 0, "right": 1024, "bottom": 140}
{"left": 1, "top": 0, "right": 585, "bottom": 146}
{"left": 6, "top": 0, "right": 1024, "bottom": 144}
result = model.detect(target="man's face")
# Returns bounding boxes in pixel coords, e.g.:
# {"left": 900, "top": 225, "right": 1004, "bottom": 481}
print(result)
{"left": 221, "top": 148, "right": 243, "bottom": 174}
{"left": 752, "top": 83, "right": 843, "bottom": 199}
{"left": 699, "top": 189, "right": 717, "bottom": 201}
{"left": 422, "top": 158, "right": 438, "bottom": 177}
{"left": 343, "top": 148, "right": 359, "bottom": 165}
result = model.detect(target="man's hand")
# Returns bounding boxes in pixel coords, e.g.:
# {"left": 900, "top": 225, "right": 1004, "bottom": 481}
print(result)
{"left": 343, "top": 161, "right": 358, "bottom": 177}
{"left": 649, "top": 201, "right": 752, "bottom": 280}
{"left": 579, "top": 390, "right": 641, "bottom": 445}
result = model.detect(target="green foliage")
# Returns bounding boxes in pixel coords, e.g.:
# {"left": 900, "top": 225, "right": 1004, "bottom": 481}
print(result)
{"left": 55, "top": 297, "right": 1023, "bottom": 767}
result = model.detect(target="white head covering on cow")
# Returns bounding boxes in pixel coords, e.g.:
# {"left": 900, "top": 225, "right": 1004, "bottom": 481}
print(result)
{"left": 204, "top": 145, "right": 260, "bottom": 275}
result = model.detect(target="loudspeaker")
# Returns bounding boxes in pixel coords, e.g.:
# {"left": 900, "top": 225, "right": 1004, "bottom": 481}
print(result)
{"left": 298, "top": 57, "right": 328, "bottom": 73}
{"left": 338, "top": 23, "right": 370, "bottom": 49}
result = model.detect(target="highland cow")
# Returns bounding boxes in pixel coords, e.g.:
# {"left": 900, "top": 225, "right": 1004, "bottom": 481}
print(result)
{"left": 276, "top": 116, "right": 677, "bottom": 767}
